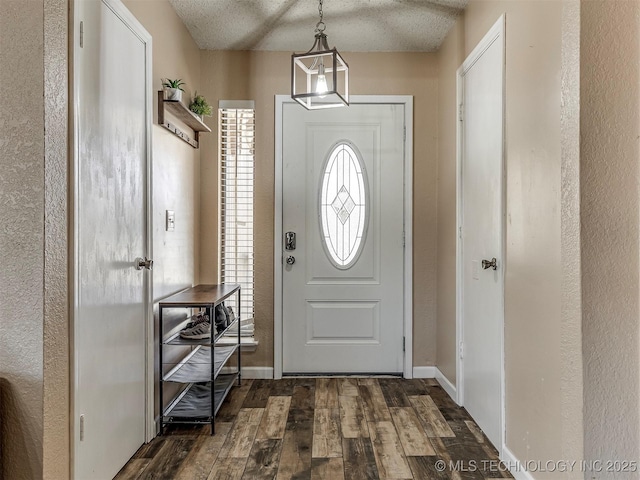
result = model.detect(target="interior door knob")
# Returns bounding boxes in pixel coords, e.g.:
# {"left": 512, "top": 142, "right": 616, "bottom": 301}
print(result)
{"left": 135, "top": 257, "right": 154, "bottom": 270}
{"left": 482, "top": 258, "right": 497, "bottom": 270}
{"left": 286, "top": 255, "right": 296, "bottom": 265}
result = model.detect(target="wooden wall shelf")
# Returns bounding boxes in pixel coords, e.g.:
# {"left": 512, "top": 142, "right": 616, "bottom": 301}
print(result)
{"left": 158, "top": 91, "right": 212, "bottom": 148}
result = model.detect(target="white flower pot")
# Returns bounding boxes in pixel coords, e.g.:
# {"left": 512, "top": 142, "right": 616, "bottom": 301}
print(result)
{"left": 165, "top": 88, "right": 182, "bottom": 102}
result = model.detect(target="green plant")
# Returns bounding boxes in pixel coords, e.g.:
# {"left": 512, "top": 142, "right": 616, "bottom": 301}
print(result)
{"left": 162, "top": 78, "right": 185, "bottom": 91}
{"left": 189, "top": 93, "right": 213, "bottom": 117}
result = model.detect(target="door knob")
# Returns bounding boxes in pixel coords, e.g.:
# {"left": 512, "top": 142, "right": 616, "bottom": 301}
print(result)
{"left": 135, "top": 257, "right": 154, "bottom": 270}
{"left": 482, "top": 258, "right": 497, "bottom": 270}
{"left": 286, "top": 255, "right": 296, "bottom": 265}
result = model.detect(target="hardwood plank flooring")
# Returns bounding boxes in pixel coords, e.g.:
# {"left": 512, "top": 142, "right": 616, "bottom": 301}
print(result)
{"left": 242, "top": 439, "right": 283, "bottom": 479}
{"left": 216, "top": 380, "right": 253, "bottom": 422}
{"left": 315, "top": 378, "right": 339, "bottom": 408}
{"left": 207, "top": 457, "right": 247, "bottom": 480}
{"left": 378, "top": 378, "right": 411, "bottom": 408}
{"left": 256, "top": 396, "right": 292, "bottom": 440}
{"left": 218, "top": 408, "right": 265, "bottom": 458}
{"left": 311, "top": 457, "right": 345, "bottom": 480}
{"left": 343, "top": 437, "right": 380, "bottom": 480}
{"left": 311, "top": 408, "right": 342, "bottom": 458}
{"left": 174, "top": 423, "right": 232, "bottom": 480}
{"left": 117, "top": 378, "right": 512, "bottom": 480}
{"left": 389, "top": 407, "right": 435, "bottom": 456}
{"left": 339, "top": 395, "right": 369, "bottom": 438}
{"left": 369, "top": 421, "right": 413, "bottom": 479}
{"left": 338, "top": 378, "right": 360, "bottom": 397}
{"left": 409, "top": 395, "right": 456, "bottom": 438}
{"left": 275, "top": 420, "right": 313, "bottom": 480}
{"left": 358, "top": 379, "right": 392, "bottom": 423}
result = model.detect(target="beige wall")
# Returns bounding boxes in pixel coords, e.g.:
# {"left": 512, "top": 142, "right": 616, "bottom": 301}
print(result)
{"left": 436, "top": 0, "right": 583, "bottom": 472}
{"left": 43, "top": 0, "right": 70, "bottom": 477}
{"left": 0, "top": 1, "right": 45, "bottom": 477}
{"left": 199, "top": 50, "right": 439, "bottom": 368}
{"left": 0, "top": 0, "right": 69, "bottom": 478}
{"left": 581, "top": 0, "right": 640, "bottom": 468}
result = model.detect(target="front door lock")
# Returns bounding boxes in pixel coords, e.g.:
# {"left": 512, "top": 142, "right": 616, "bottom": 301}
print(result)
{"left": 285, "top": 232, "right": 296, "bottom": 251}
{"left": 482, "top": 257, "right": 497, "bottom": 271}
{"left": 286, "top": 255, "right": 296, "bottom": 265}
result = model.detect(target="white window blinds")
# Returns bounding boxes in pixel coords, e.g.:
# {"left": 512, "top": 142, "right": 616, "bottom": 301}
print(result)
{"left": 220, "top": 105, "right": 255, "bottom": 327}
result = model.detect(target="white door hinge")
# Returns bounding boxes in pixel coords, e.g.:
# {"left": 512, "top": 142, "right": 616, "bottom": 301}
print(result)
{"left": 80, "top": 414, "right": 85, "bottom": 441}
{"left": 459, "top": 341, "right": 464, "bottom": 359}
{"left": 458, "top": 226, "right": 463, "bottom": 240}
{"left": 403, "top": 125, "right": 406, "bottom": 141}
{"left": 80, "top": 21, "right": 84, "bottom": 48}
{"left": 402, "top": 231, "right": 406, "bottom": 247}
{"left": 403, "top": 336, "right": 406, "bottom": 352}
{"left": 458, "top": 103, "right": 464, "bottom": 122}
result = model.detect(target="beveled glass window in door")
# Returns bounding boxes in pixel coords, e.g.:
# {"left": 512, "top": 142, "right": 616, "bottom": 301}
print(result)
{"left": 319, "top": 142, "right": 369, "bottom": 269}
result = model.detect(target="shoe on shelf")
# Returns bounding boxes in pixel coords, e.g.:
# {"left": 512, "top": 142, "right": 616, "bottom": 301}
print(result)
{"left": 180, "top": 320, "right": 211, "bottom": 340}
{"left": 184, "top": 312, "right": 209, "bottom": 330}
{"left": 227, "top": 306, "right": 236, "bottom": 324}
{"left": 215, "top": 303, "right": 230, "bottom": 332}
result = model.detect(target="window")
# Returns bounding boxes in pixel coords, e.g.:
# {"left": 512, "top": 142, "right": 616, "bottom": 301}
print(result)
{"left": 319, "top": 142, "right": 369, "bottom": 269}
{"left": 219, "top": 101, "right": 255, "bottom": 328}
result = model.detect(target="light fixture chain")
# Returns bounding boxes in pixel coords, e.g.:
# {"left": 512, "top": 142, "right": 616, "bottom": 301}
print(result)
{"left": 316, "top": 0, "right": 325, "bottom": 32}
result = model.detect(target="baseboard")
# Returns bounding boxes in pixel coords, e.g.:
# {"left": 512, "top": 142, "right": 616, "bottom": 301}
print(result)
{"left": 501, "top": 446, "right": 536, "bottom": 480}
{"left": 412, "top": 366, "right": 437, "bottom": 378}
{"left": 434, "top": 368, "right": 458, "bottom": 404}
{"left": 412, "top": 366, "right": 458, "bottom": 403}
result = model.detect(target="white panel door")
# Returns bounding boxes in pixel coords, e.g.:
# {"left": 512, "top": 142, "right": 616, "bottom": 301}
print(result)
{"left": 75, "top": 1, "right": 150, "bottom": 478}
{"left": 459, "top": 18, "right": 505, "bottom": 449}
{"left": 282, "top": 103, "right": 405, "bottom": 373}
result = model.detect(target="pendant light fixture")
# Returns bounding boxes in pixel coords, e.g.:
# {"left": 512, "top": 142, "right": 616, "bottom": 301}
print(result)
{"left": 291, "top": 0, "right": 349, "bottom": 109}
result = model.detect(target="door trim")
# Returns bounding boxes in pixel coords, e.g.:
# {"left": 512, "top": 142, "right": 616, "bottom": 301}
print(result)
{"left": 71, "top": 1, "right": 154, "bottom": 472}
{"left": 274, "top": 95, "right": 414, "bottom": 379}
{"left": 456, "top": 14, "right": 506, "bottom": 454}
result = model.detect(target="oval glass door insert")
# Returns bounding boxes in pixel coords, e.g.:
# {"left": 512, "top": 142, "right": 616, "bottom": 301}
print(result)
{"left": 319, "top": 142, "right": 369, "bottom": 269}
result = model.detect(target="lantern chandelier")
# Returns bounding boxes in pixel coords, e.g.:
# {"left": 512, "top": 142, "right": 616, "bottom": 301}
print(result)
{"left": 291, "top": 0, "right": 349, "bottom": 110}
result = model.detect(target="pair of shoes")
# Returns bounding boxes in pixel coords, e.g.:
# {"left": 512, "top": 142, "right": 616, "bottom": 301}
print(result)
{"left": 185, "top": 311, "right": 209, "bottom": 329}
{"left": 215, "top": 303, "right": 230, "bottom": 333}
{"left": 180, "top": 311, "right": 211, "bottom": 340}
{"left": 214, "top": 303, "right": 237, "bottom": 333}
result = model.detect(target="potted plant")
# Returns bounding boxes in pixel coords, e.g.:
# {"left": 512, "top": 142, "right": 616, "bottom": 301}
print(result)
{"left": 162, "top": 78, "right": 185, "bottom": 102}
{"left": 189, "top": 93, "right": 213, "bottom": 120}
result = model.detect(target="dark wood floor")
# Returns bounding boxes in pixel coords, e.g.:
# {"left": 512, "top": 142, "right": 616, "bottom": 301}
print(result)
{"left": 115, "top": 378, "right": 512, "bottom": 480}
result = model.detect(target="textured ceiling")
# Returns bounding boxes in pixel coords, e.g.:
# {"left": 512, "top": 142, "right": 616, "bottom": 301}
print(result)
{"left": 169, "top": 0, "right": 467, "bottom": 52}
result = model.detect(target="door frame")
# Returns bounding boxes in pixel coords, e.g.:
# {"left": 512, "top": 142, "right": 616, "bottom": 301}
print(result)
{"left": 274, "top": 95, "right": 414, "bottom": 379}
{"left": 456, "top": 15, "right": 506, "bottom": 453}
{"left": 71, "top": 0, "right": 155, "bottom": 469}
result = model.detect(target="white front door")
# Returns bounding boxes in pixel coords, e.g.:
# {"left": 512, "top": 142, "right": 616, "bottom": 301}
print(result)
{"left": 458, "top": 17, "right": 505, "bottom": 450}
{"left": 74, "top": 1, "right": 151, "bottom": 478}
{"left": 281, "top": 103, "right": 406, "bottom": 374}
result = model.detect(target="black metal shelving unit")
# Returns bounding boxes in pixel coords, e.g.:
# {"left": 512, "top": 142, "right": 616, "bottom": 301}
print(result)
{"left": 159, "top": 284, "right": 241, "bottom": 435}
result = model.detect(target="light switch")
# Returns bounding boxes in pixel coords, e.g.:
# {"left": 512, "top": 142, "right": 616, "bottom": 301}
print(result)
{"left": 166, "top": 210, "right": 175, "bottom": 231}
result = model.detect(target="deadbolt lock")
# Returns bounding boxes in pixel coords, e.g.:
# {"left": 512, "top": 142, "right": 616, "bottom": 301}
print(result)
{"left": 285, "top": 232, "right": 296, "bottom": 250}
